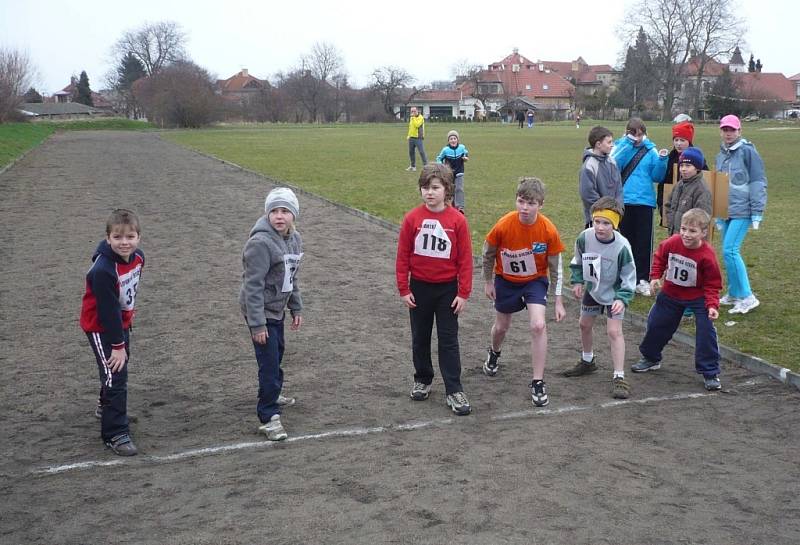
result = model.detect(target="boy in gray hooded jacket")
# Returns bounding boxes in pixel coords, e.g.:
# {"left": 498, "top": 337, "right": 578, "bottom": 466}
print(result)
{"left": 239, "top": 187, "right": 303, "bottom": 440}
{"left": 579, "top": 126, "right": 622, "bottom": 228}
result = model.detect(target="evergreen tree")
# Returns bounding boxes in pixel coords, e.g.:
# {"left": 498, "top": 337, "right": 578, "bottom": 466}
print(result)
{"left": 116, "top": 53, "right": 146, "bottom": 91}
{"left": 706, "top": 68, "right": 741, "bottom": 118}
{"left": 75, "top": 70, "right": 93, "bottom": 106}
{"left": 23, "top": 87, "right": 43, "bottom": 103}
{"left": 618, "top": 27, "right": 657, "bottom": 112}
{"left": 748, "top": 54, "right": 756, "bottom": 72}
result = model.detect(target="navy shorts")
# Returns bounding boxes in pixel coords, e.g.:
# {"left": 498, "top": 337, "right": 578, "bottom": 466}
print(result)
{"left": 494, "top": 276, "right": 548, "bottom": 314}
{"left": 581, "top": 292, "right": 625, "bottom": 320}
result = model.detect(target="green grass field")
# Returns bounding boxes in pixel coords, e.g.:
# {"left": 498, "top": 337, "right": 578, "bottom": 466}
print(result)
{"left": 0, "top": 119, "right": 154, "bottom": 169}
{"left": 163, "top": 121, "right": 800, "bottom": 372}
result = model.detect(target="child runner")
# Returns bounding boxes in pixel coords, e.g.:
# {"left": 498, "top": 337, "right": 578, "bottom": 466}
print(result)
{"left": 715, "top": 114, "right": 767, "bottom": 314}
{"left": 579, "top": 126, "right": 622, "bottom": 228}
{"left": 564, "top": 197, "right": 636, "bottom": 399}
{"left": 436, "top": 130, "right": 470, "bottom": 213}
{"left": 657, "top": 121, "right": 708, "bottom": 227}
{"left": 396, "top": 163, "right": 473, "bottom": 415}
{"left": 482, "top": 177, "right": 566, "bottom": 407}
{"left": 632, "top": 209, "right": 724, "bottom": 390}
{"left": 80, "top": 209, "right": 145, "bottom": 456}
{"left": 665, "top": 147, "right": 712, "bottom": 236}
{"left": 240, "top": 187, "right": 303, "bottom": 441}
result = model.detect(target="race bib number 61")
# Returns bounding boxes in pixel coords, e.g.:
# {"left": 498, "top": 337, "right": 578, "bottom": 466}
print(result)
{"left": 501, "top": 248, "right": 537, "bottom": 276}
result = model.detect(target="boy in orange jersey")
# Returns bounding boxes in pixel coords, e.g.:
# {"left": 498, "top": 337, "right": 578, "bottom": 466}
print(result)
{"left": 482, "top": 177, "right": 566, "bottom": 407}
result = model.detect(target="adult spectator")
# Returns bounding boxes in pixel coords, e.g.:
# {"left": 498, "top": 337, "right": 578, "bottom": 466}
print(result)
{"left": 610, "top": 117, "right": 669, "bottom": 296}
{"left": 406, "top": 107, "right": 427, "bottom": 172}
{"left": 516, "top": 110, "right": 525, "bottom": 129}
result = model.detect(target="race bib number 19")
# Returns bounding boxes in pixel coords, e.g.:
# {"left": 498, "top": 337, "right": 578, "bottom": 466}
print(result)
{"left": 501, "top": 248, "right": 537, "bottom": 276}
{"left": 667, "top": 253, "right": 698, "bottom": 287}
{"left": 414, "top": 220, "right": 451, "bottom": 259}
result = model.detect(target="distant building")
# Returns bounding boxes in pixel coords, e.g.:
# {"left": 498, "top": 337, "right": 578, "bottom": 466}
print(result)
{"left": 216, "top": 69, "right": 269, "bottom": 104}
{"left": 18, "top": 102, "right": 99, "bottom": 119}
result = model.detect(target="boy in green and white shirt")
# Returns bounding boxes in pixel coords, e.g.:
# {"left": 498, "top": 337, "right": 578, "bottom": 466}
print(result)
{"left": 564, "top": 196, "right": 637, "bottom": 399}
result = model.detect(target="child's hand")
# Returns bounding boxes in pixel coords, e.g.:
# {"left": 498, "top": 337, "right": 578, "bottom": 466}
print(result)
{"left": 610, "top": 300, "right": 625, "bottom": 315}
{"left": 650, "top": 279, "right": 662, "bottom": 294}
{"left": 290, "top": 315, "right": 303, "bottom": 331}
{"left": 708, "top": 307, "right": 719, "bottom": 320}
{"left": 484, "top": 282, "right": 496, "bottom": 301}
{"left": 108, "top": 348, "right": 127, "bottom": 373}
{"left": 572, "top": 284, "right": 583, "bottom": 299}
{"left": 554, "top": 296, "right": 566, "bottom": 322}
{"left": 252, "top": 330, "right": 268, "bottom": 345}
{"left": 451, "top": 296, "right": 467, "bottom": 315}
{"left": 658, "top": 148, "right": 669, "bottom": 157}
{"left": 401, "top": 293, "right": 416, "bottom": 309}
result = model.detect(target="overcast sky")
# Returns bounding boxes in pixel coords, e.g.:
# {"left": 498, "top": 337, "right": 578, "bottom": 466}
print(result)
{"left": 1, "top": 0, "right": 796, "bottom": 94}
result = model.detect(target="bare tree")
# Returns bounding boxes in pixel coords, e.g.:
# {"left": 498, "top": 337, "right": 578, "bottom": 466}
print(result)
{"left": 113, "top": 21, "right": 186, "bottom": 77}
{"left": 683, "top": 0, "right": 745, "bottom": 118}
{"left": 0, "top": 47, "right": 36, "bottom": 122}
{"left": 288, "top": 42, "right": 346, "bottom": 122}
{"left": 370, "top": 66, "right": 413, "bottom": 116}
{"left": 133, "top": 60, "right": 220, "bottom": 127}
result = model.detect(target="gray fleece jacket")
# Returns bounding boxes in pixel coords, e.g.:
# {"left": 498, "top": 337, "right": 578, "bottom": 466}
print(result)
{"left": 579, "top": 148, "right": 622, "bottom": 225}
{"left": 239, "top": 216, "right": 303, "bottom": 334}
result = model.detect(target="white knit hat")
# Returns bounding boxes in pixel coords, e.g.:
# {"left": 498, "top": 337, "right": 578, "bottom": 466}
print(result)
{"left": 264, "top": 187, "right": 299, "bottom": 219}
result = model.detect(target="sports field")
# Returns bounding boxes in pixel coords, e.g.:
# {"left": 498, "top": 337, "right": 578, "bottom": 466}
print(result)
{"left": 164, "top": 121, "right": 800, "bottom": 372}
{"left": 1, "top": 130, "right": 798, "bottom": 544}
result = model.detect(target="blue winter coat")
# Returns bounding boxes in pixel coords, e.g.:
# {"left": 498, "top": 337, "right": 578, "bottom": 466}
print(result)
{"left": 714, "top": 138, "right": 767, "bottom": 220}
{"left": 611, "top": 136, "right": 668, "bottom": 207}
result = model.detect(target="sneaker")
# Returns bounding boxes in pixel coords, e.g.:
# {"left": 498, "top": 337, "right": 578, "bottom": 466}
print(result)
{"left": 612, "top": 376, "right": 631, "bottom": 399}
{"left": 445, "top": 392, "right": 472, "bottom": 416}
{"left": 635, "top": 280, "right": 652, "bottom": 297}
{"left": 729, "top": 295, "right": 759, "bottom": 315}
{"left": 483, "top": 348, "right": 501, "bottom": 376}
{"left": 562, "top": 357, "right": 597, "bottom": 377}
{"left": 105, "top": 433, "right": 138, "bottom": 456}
{"left": 719, "top": 294, "right": 739, "bottom": 306}
{"left": 259, "top": 414, "right": 288, "bottom": 441}
{"left": 530, "top": 380, "right": 549, "bottom": 407}
{"left": 704, "top": 375, "right": 722, "bottom": 391}
{"left": 631, "top": 357, "right": 661, "bottom": 373}
{"left": 277, "top": 394, "right": 296, "bottom": 407}
{"left": 405, "top": 166, "right": 416, "bottom": 172}
{"left": 94, "top": 404, "right": 102, "bottom": 419}
{"left": 410, "top": 382, "right": 431, "bottom": 401}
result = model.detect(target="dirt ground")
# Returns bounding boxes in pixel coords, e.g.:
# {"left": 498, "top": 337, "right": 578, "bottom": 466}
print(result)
{"left": 1, "top": 131, "right": 798, "bottom": 545}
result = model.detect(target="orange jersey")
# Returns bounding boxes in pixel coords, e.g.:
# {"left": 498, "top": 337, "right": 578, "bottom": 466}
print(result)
{"left": 485, "top": 211, "right": 564, "bottom": 283}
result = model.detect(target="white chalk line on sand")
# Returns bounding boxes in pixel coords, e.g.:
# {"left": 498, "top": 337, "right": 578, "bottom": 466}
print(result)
{"left": 32, "top": 391, "right": 719, "bottom": 476}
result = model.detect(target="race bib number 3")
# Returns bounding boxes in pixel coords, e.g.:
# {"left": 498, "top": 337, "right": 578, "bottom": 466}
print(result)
{"left": 414, "top": 219, "right": 451, "bottom": 259}
{"left": 282, "top": 253, "right": 303, "bottom": 292}
{"left": 500, "top": 248, "right": 537, "bottom": 276}
{"left": 667, "top": 253, "right": 698, "bottom": 287}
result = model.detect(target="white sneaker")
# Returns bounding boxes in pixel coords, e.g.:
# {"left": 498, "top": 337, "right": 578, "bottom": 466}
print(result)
{"left": 635, "top": 280, "right": 652, "bottom": 297}
{"left": 405, "top": 166, "right": 416, "bottom": 172}
{"left": 729, "top": 294, "right": 759, "bottom": 314}
{"left": 719, "top": 294, "right": 739, "bottom": 306}
{"left": 259, "top": 414, "right": 288, "bottom": 441}
{"left": 277, "top": 394, "right": 296, "bottom": 407}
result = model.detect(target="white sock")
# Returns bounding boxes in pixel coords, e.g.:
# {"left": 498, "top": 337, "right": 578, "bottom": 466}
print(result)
{"left": 613, "top": 371, "right": 625, "bottom": 379}
{"left": 582, "top": 352, "right": 594, "bottom": 363}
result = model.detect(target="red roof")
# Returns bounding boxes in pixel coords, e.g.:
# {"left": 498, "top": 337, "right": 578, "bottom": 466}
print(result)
{"left": 477, "top": 51, "right": 575, "bottom": 99}
{"left": 789, "top": 73, "right": 800, "bottom": 81}
{"left": 217, "top": 69, "right": 268, "bottom": 92}
{"left": 412, "top": 90, "right": 463, "bottom": 102}
{"left": 683, "top": 56, "right": 729, "bottom": 77}
{"left": 734, "top": 72, "right": 796, "bottom": 102}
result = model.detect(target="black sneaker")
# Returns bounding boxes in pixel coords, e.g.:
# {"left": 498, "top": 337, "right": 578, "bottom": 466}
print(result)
{"left": 445, "top": 392, "right": 472, "bottom": 416}
{"left": 530, "top": 380, "right": 549, "bottom": 407}
{"left": 631, "top": 357, "right": 661, "bottom": 373}
{"left": 410, "top": 382, "right": 431, "bottom": 401}
{"left": 563, "top": 357, "right": 597, "bottom": 377}
{"left": 105, "top": 433, "right": 138, "bottom": 456}
{"left": 483, "top": 348, "right": 501, "bottom": 376}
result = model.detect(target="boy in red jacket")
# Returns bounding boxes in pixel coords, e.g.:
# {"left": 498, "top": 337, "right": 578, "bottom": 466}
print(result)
{"left": 632, "top": 208, "right": 724, "bottom": 390}
{"left": 396, "top": 163, "right": 473, "bottom": 415}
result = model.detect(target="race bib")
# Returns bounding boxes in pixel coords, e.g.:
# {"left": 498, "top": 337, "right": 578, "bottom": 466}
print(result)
{"left": 117, "top": 266, "right": 142, "bottom": 311}
{"left": 282, "top": 253, "right": 303, "bottom": 292}
{"left": 414, "top": 219, "right": 451, "bottom": 259}
{"left": 666, "top": 253, "right": 698, "bottom": 287}
{"left": 500, "top": 248, "right": 537, "bottom": 276}
{"left": 581, "top": 253, "right": 601, "bottom": 285}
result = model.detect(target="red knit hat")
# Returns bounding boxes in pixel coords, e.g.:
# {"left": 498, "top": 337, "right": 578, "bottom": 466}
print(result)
{"left": 672, "top": 121, "right": 694, "bottom": 144}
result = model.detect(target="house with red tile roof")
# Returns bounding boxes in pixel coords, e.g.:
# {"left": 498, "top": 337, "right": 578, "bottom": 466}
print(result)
{"left": 216, "top": 69, "right": 269, "bottom": 104}
{"left": 50, "top": 76, "right": 114, "bottom": 110}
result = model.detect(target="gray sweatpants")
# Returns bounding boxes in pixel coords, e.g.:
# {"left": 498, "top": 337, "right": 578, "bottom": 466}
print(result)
{"left": 408, "top": 138, "right": 427, "bottom": 167}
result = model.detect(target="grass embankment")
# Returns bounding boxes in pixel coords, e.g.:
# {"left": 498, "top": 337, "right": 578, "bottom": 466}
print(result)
{"left": 0, "top": 119, "right": 154, "bottom": 169}
{"left": 165, "top": 121, "right": 799, "bottom": 371}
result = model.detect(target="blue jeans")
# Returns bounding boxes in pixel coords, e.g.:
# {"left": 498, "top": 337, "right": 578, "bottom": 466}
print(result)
{"left": 639, "top": 293, "right": 720, "bottom": 378}
{"left": 87, "top": 330, "right": 130, "bottom": 441}
{"left": 721, "top": 218, "right": 752, "bottom": 298}
{"left": 408, "top": 138, "right": 427, "bottom": 167}
{"left": 252, "top": 318, "right": 285, "bottom": 423}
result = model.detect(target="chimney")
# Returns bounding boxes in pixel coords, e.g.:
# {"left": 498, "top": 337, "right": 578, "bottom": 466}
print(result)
{"left": 241, "top": 68, "right": 249, "bottom": 77}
